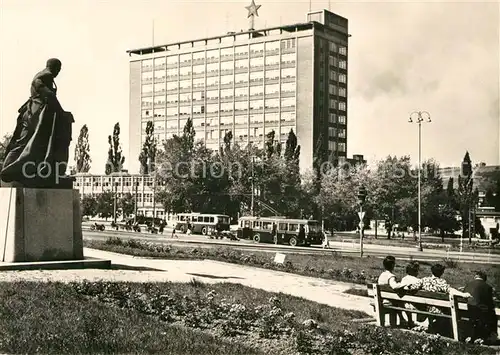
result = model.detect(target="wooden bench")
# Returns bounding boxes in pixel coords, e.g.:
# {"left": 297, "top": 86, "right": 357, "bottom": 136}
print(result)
{"left": 367, "top": 283, "right": 500, "bottom": 341}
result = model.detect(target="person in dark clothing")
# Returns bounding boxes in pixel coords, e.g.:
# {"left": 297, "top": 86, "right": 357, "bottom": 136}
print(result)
{"left": 464, "top": 271, "right": 498, "bottom": 343}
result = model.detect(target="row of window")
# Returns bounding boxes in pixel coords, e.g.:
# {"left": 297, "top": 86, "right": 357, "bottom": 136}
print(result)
{"left": 329, "top": 114, "right": 347, "bottom": 125}
{"left": 328, "top": 141, "right": 346, "bottom": 152}
{"left": 328, "top": 84, "right": 347, "bottom": 97}
{"left": 140, "top": 40, "right": 296, "bottom": 67}
{"left": 328, "top": 127, "right": 347, "bottom": 139}
{"left": 329, "top": 100, "right": 347, "bottom": 111}
{"left": 143, "top": 83, "right": 296, "bottom": 103}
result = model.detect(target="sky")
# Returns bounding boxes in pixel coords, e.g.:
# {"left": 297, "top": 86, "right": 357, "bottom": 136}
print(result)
{"left": 0, "top": 0, "right": 499, "bottom": 174}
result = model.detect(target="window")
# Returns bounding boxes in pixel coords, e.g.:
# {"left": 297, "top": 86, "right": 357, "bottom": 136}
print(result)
{"left": 281, "top": 53, "right": 295, "bottom": 63}
{"left": 207, "top": 49, "right": 220, "bottom": 59}
{"left": 281, "top": 67, "right": 295, "bottom": 78}
{"left": 206, "top": 90, "right": 218, "bottom": 99}
{"left": 166, "top": 107, "right": 177, "bottom": 116}
{"left": 207, "top": 103, "right": 218, "bottom": 113}
{"left": 328, "top": 127, "right": 336, "bottom": 138}
{"left": 250, "top": 99, "right": 264, "bottom": 110}
{"left": 265, "top": 55, "right": 279, "bottom": 65}
{"left": 329, "top": 71, "right": 337, "bottom": 81}
{"left": 339, "top": 46, "right": 347, "bottom": 56}
{"left": 328, "top": 56, "right": 335, "bottom": 67}
{"left": 281, "top": 82, "right": 295, "bottom": 93}
{"left": 265, "top": 41, "right": 280, "bottom": 52}
{"left": 329, "top": 84, "right": 337, "bottom": 95}
{"left": 193, "top": 64, "right": 204, "bottom": 75}
{"left": 339, "top": 74, "right": 347, "bottom": 83}
{"left": 329, "top": 113, "right": 336, "bottom": 124}
{"left": 235, "top": 101, "right": 247, "bottom": 112}
{"left": 281, "top": 97, "right": 295, "bottom": 108}
{"left": 265, "top": 84, "right": 279, "bottom": 95}
{"left": 235, "top": 45, "right": 248, "bottom": 55}
{"left": 250, "top": 71, "right": 264, "bottom": 81}
{"left": 278, "top": 223, "right": 287, "bottom": 231}
{"left": 338, "top": 142, "right": 346, "bottom": 152}
{"left": 167, "top": 55, "right": 178, "bottom": 64}
{"left": 221, "top": 102, "right": 233, "bottom": 112}
{"left": 235, "top": 73, "right": 247, "bottom": 84}
{"left": 339, "top": 60, "right": 347, "bottom": 69}
{"left": 338, "top": 115, "right": 346, "bottom": 124}
{"left": 330, "top": 99, "right": 337, "bottom": 109}
{"left": 142, "top": 84, "right": 153, "bottom": 94}
{"left": 250, "top": 86, "right": 263, "bottom": 96}
{"left": 193, "top": 51, "right": 204, "bottom": 60}
{"left": 281, "top": 38, "right": 296, "bottom": 50}
{"left": 338, "top": 128, "right": 346, "bottom": 138}
{"left": 221, "top": 75, "right": 233, "bottom": 85}
{"left": 328, "top": 141, "right": 337, "bottom": 151}
{"left": 265, "top": 69, "right": 279, "bottom": 80}
{"left": 221, "top": 61, "right": 233, "bottom": 71}
{"left": 207, "top": 62, "right": 218, "bottom": 72}
{"left": 329, "top": 42, "right": 337, "bottom": 52}
{"left": 235, "top": 87, "right": 247, "bottom": 97}
{"left": 250, "top": 57, "right": 264, "bottom": 67}
{"left": 288, "top": 223, "right": 299, "bottom": 232}
{"left": 207, "top": 77, "right": 219, "bottom": 87}
{"left": 338, "top": 102, "right": 346, "bottom": 111}
{"left": 220, "top": 89, "right": 232, "bottom": 98}
{"left": 339, "top": 88, "right": 347, "bottom": 97}
{"left": 265, "top": 98, "right": 279, "bottom": 109}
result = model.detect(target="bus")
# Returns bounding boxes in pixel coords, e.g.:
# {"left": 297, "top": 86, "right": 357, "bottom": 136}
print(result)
{"left": 172, "top": 213, "right": 231, "bottom": 235}
{"left": 237, "top": 216, "right": 323, "bottom": 246}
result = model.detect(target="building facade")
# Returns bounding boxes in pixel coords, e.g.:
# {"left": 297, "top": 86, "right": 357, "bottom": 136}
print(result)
{"left": 127, "top": 9, "right": 352, "bottom": 174}
{"left": 73, "top": 173, "right": 166, "bottom": 218}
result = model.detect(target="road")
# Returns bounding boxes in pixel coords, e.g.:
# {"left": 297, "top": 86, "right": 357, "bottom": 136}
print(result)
{"left": 82, "top": 228, "right": 500, "bottom": 264}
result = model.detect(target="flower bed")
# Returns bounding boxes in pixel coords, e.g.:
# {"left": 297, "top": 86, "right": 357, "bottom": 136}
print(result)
{"left": 69, "top": 280, "right": 494, "bottom": 355}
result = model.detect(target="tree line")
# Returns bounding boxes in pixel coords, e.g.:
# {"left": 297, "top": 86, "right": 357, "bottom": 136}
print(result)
{"left": 7, "top": 119, "right": 498, "bottom": 240}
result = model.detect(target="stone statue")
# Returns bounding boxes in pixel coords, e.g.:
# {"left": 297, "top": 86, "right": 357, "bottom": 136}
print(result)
{"left": 0, "top": 58, "right": 74, "bottom": 188}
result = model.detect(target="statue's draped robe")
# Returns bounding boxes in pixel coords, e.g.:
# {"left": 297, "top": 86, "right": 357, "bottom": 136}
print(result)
{"left": 1, "top": 68, "right": 73, "bottom": 187}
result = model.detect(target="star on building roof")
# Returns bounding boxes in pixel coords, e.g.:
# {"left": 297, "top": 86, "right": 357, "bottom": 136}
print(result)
{"left": 246, "top": 0, "right": 261, "bottom": 18}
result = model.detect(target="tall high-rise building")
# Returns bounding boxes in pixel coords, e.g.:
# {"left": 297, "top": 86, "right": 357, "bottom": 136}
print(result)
{"left": 127, "top": 9, "right": 351, "bottom": 173}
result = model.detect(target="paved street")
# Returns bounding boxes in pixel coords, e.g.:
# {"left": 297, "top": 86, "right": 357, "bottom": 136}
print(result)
{"left": 83, "top": 228, "right": 500, "bottom": 264}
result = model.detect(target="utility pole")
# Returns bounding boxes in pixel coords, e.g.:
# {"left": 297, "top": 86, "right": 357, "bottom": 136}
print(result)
{"left": 134, "top": 176, "right": 139, "bottom": 224}
{"left": 409, "top": 111, "right": 431, "bottom": 251}
{"left": 358, "top": 185, "right": 367, "bottom": 257}
{"left": 113, "top": 175, "right": 118, "bottom": 225}
{"left": 250, "top": 156, "right": 255, "bottom": 216}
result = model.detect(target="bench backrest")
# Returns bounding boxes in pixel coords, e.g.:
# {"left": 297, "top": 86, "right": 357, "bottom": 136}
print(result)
{"left": 367, "top": 283, "right": 500, "bottom": 317}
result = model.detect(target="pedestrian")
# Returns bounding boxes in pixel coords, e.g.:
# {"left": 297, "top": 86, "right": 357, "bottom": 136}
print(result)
{"left": 464, "top": 271, "right": 498, "bottom": 344}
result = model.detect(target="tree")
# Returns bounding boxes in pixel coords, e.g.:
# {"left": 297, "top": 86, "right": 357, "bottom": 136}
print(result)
{"left": 0, "top": 133, "right": 12, "bottom": 167}
{"left": 457, "top": 152, "right": 476, "bottom": 243}
{"left": 74, "top": 125, "right": 92, "bottom": 173}
{"left": 80, "top": 195, "right": 97, "bottom": 217}
{"left": 105, "top": 123, "right": 125, "bottom": 175}
{"left": 119, "top": 193, "right": 135, "bottom": 218}
{"left": 95, "top": 191, "right": 115, "bottom": 219}
{"left": 138, "top": 121, "right": 157, "bottom": 174}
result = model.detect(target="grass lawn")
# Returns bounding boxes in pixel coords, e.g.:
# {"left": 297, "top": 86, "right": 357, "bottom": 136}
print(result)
{"left": 0, "top": 280, "right": 495, "bottom": 354}
{"left": 84, "top": 238, "right": 500, "bottom": 294}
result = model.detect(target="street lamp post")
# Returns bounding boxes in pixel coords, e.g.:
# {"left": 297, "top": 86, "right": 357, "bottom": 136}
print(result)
{"left": 113, "top": 177, "right": 118, "bottom": 226}
{"left": 134, "top": 177, "right": 139, "bottom": 224}
{"left": 409, "top": 111, "right": 431, "bottom": 252}
{"left": 358, "top": 185, "right": 367, "bottom": 257}
{"left": 250, "top": 156, "right": 255, "bottom": 216}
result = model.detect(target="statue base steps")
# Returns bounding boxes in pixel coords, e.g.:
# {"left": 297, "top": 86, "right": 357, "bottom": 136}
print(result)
{"left": 0, "top": 187, "right": 110, "bottom": 267}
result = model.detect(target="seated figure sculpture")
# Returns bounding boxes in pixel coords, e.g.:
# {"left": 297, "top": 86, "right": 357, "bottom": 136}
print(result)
{"left": 1, "top": 58, "right": 74, "bottom": 188}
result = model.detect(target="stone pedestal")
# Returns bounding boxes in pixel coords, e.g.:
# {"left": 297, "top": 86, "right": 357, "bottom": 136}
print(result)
{"left": 0, "top": 188, "right": 84, "bottom": 262}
